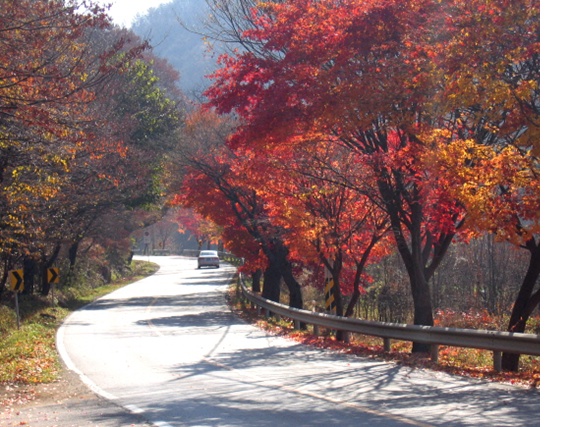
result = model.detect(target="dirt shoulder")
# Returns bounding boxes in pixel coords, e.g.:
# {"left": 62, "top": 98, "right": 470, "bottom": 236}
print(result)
{"left": 1, "top": 364, "right": 152, "bottom": 427}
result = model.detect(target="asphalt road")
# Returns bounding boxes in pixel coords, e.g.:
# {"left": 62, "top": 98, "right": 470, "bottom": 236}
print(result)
{"left": 45, "top": 256, "right": 539, "bottom": 426}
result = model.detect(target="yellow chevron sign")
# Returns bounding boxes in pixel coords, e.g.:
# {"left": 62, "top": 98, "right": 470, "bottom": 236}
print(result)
{"left": 47, "top": 267, "right": 60, "bottom": 284}
{"left": 325, "top": 279, "right": 336, "bottom": 314}
{"left": 9, "top": 269, "right": 24, "bottom": 292}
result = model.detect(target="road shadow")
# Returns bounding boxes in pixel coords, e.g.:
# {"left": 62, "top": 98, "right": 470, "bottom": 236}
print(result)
{"left": 163, "top": 343, "right": 539, "bottom": 427}
{"left": 139, "top": 310, "right": 236, "bottom": 329}
{"left": 82, "top": 290, "right": 224, "bottom": 311}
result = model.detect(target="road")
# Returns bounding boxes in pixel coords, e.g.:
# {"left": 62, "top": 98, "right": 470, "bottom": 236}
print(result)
{"left": 56, "top": 256, "right": 539, "bottom": 427}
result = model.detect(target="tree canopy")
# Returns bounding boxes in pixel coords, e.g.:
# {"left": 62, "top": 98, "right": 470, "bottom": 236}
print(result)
{"left": 187, "top": 0, "right": 539, "bottom": 358}
{"left": 1, "top": 0, "right": 184, "bottom": 295}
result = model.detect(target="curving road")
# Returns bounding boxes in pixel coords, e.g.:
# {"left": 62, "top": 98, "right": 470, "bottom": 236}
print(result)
{"left": 57, "top": 256, "right": 539, "bottom": 427}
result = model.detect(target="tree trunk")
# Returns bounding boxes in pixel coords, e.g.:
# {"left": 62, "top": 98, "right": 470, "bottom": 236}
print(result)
{"left": 388, "top": 198, "right": 436, "bottom": 353}
{"left": 66, "top": 240, "right": 81, "bottom": 287}
{"left": 332, "top": 276, "right": 347, "bottom": 341}
{"left": 69, "top": 241, "right": 80, "bottom": 269}
{"left": 23, "top": 257, "right": 36, "bottom": 295}
{"left": 251, "top": 269, "right": 262, "bottom": 293}
{"left": 407, "top": 264, "right": 434, "bottom": 353}
{"left": 502, "top": 237, "right": 540, "bottom": 372}
{"left": 41, "top": 267, "right": 50, "bottom": 296}
{"left": 0, "top": 259, "right": 9, "bottom": 300}
{"left": 328, "top": 254, "right": 343, "bottom": 317}
{"left": 345, "top": 287, "right": 360, "bottom": 319}
{"left": 261, "top": 240, "right": 303, "bottom": 310}
{"left": 261, "top": 259, "right": 281, "bottom": 302}
{"left": 345, "top": 234, "right": 380, "bottom": 318}
{"left": 282, "top": 266, "right": 303, "bottom": 310}
{"left": 374, "top": 169, "right": 435, "bottom": 353}
{"left": 40, "top": 244, "right": 61, "bottom": 296}
{"left": 281, "top": 261, "right": 305, "bottom": 329}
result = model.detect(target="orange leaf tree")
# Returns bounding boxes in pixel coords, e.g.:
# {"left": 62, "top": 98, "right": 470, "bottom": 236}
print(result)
{"left": 252, "top": 138, "right": 392, "bottom": 323}
{"left": 423, "top": 0, "right": 539, "bottom": 370}
{"left": 174, "top": 109, "right": 305, "bottom": 308}
{"left": 205, "top": 0, "right": 539, "bottom": 356}
{"left": 206, "top": 0, "right": 457, "bottom": 352}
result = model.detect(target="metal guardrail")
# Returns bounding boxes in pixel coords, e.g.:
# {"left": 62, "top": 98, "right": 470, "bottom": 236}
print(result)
{"left": 219, "top": 253, "right": 244, "bottom": 265}
{"left": 238, "top": 275, "right": 539, "bottom": 372}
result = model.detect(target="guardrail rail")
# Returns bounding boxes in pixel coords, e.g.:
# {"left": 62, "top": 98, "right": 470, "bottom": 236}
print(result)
{"left": 238, "top": 275, "right": 539, "bottom": 372}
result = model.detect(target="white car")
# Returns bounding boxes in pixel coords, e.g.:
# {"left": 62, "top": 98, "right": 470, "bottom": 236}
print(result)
{"left": 197, "top": 250, "right": 220, "bottom": 269}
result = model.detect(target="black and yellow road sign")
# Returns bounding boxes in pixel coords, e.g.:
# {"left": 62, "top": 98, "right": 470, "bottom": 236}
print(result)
{"left": 47, "top": 267, "right": 60, "bottom": 284}
{"left": 9, "top": 269, "right": 24, "bottom": 292}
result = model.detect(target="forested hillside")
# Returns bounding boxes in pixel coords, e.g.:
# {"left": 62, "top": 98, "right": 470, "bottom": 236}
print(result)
{"left": 131, "top": 0, "right": 217, "bottom": 95}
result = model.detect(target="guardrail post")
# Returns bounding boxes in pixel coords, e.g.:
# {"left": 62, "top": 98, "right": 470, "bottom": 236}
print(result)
{"left": 238, "top": 278, "right": 539, "bottom": 363}
{"left": 294, "top": 320, "right": 301, "bottom": 330}
{"left": 493, "top": 351, "right": 502, "bottom": 372}
{"left": 430, "top": 344, "right": 439, "bottom": 363}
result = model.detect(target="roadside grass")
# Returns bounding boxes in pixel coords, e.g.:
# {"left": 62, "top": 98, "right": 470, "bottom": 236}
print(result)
{"left": 0, "top": 260, "right": 159, "bottom": 386}
{"left": 226, "top": 281, "right": 540, "bottom": 389}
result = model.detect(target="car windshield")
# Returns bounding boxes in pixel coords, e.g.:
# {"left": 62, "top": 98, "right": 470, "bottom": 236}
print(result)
{"left": 199, "top": 251, "right": 218, "bottom": 257}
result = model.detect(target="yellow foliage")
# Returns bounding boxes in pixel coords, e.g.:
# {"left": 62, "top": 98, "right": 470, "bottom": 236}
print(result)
{"left": 421, "top": 132, "right": 538, "bottom": 244}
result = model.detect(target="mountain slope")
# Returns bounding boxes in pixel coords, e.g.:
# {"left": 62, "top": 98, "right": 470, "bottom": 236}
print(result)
{"left": 132, "top": 0, "right": 218, "bottom": 95}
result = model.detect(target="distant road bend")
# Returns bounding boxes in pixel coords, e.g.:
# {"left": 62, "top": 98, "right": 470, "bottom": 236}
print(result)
{"left": 57, "top": 255, "right": 540, "bottom": 427}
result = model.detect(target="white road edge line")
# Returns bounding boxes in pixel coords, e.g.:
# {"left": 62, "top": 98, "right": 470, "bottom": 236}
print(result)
{"left": 55, "top": 286, "right": 173, "bottom": 427}
{"left": 56, "top": 324, "right": 117, "bottom": 401}
{"left": 57, "top": 307, "right": 175, "bottom": 427}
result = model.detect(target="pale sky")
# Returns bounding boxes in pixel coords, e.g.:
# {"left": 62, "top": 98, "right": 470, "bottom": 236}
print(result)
{"left": 98, "top": 0, "right": 174, "bottom": 28}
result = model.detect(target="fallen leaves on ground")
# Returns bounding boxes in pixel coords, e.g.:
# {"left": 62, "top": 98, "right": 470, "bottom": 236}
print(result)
{"left": 232, "top": 302, "right": 539, "bottom": 390}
